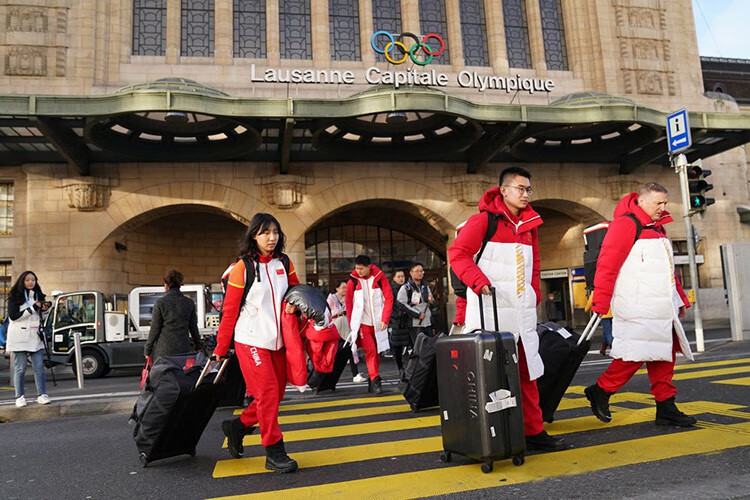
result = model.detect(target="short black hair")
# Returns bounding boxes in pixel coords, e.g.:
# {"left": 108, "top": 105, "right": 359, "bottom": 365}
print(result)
{"left": 409, "top": 262, "right": 425, "bottom": 272}
{"left": 499, "top": 166, "right": 532, "bottom": 186}
{"left": 240, "top": 213, "right": 286, "bottom": 258}
{"left": 163, "top": 269, "right": 184, "bottom": 289}
{"left": 354, "top": 254, "right": 371, "bottom": 266}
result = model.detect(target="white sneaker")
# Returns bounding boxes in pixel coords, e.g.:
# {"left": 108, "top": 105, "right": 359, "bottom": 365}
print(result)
{"left": 15, "top": 396, "right": 27, "bottom": 408}
{"left": 37, "top": 394, "right": 51, "bottom": 405}
{"left": 352, "top": 374, "right": 367, "bottom": 383}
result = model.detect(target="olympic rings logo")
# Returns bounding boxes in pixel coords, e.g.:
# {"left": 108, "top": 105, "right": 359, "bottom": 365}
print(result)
{"left": 371, "top": 30, "right": 445, "bottom": 65}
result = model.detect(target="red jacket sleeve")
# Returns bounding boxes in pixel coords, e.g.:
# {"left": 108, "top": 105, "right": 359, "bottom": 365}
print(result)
{"left": 448, "top": 212, "right": 492, "bottom": 295}
{"left": 379, "top": 272, "right": 393, "bottom": 325}
{"left": 591, "top": 216, "right": 638, "bottom": 315}
{"left": 531, "top": 228, "right": 541, "bottom": 306}
{"left": 454, "top": 296, "right": 467, "bottom": 325}
{"left": 214, "top": 263, "right": 246, "bottom": 357}
{"left": 345, "top": 278, "right": 355, "bottom": 324}
{"left": 287, "top": 259, "right": 300, "bottom": 286}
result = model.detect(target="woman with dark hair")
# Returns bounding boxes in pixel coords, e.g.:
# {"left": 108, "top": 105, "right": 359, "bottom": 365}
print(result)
{"left": 143, "top": 269, "right": 203, "bottom": 361}
{"left": 6, "top": 270, "right": 51, "bottom": 407}
{"left": 213, "top": 213, "right": 300, "bottom": 473}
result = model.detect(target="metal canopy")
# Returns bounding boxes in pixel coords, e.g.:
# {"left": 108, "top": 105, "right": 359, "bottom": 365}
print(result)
{"left": 1, "top": 82, "right": 750, "bottom": 175}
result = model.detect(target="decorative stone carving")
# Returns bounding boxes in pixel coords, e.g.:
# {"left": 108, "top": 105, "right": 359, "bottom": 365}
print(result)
{"left": 447, "top": 174, "right": 493, "bottom": 207}
{"left": 61, "top": 177, "right": 116, "bottom": 211}
{"left": 601, "top": 177, "right": 640, "bottom": 202}
{"left": 636, "top": 70, "right": 663, "bottom": 95}
{"left": 5, "top": 47, "right": 47, "bottom": 76}
{"left": 7, "top": 7, "right": 48, "bottom": 32}
{"left": 628, "top": 7, "right": 655, "bottom": 29}
{"left": 632, "top": 39, "right": 659, "bottom": 60}
{"left": 56, "top": 47, "right": 66, "bottom": 77}
{"left": 256, "top": 175, "right": 312, "bottom": 209}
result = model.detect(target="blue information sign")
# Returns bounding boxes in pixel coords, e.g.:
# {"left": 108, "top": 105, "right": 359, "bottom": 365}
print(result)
{"left": 666, "top": 108, "right": 691, "bottom": 154}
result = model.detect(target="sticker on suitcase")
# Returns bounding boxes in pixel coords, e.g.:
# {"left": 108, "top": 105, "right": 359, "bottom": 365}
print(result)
{"left": 483, "top": 349, "right": 494, "bottom": 361}
{"left": 485, "top": 389, "right": 517, "bottom": 413}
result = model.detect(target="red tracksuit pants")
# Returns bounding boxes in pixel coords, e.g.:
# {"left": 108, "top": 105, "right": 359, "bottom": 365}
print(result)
{"left": 357, "top": 324, "right": 380, "bottom": 381}
{"left": 235, "top": 343, "right": 287, "bottom": 447}
{"left": 518, "top": 342, "right": 545, "bottom": 436}
{"left": 596, "top": 332, "right": 679, "bottom": 402}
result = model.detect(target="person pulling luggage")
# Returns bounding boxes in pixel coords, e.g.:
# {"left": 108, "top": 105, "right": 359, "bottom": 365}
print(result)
{"left": 448, "top": 167, "right": 565, "bottom": 453}
{"left": 212, "top": 213, "right": 300, "bottom": 473}
{"left": 584, "top": 183, "right": 696, "bottom": 427}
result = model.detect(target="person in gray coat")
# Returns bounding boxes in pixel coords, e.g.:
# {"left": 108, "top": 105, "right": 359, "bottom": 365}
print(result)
{"left": 144, "top": 269, "right": 202, "bottom": 360}
{"left": 397, "top": 263, "right": 434, "bottom": 344}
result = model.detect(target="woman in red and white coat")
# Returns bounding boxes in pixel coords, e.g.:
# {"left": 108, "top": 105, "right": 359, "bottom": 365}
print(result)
{"left": 449, "top": 166, "right": 564, "bottom": 452}
{"left": 213, "top": 213, "right": 300, "bottom": 473}
{"left": 345, "top": 254, "right": 393, "bottom": 395}
{"left": 585, "top": 183, "right": 696, "bottom": 427}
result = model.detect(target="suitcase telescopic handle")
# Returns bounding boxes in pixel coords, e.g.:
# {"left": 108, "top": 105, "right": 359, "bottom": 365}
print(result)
{"left": 577, "top": 313, "right": 602, "bottom": 346}
{"left": 477, "top": 286, "right": 499, "bottom": 332}
{"left": 195, "top": 358, "right": 230, "bottom": 388}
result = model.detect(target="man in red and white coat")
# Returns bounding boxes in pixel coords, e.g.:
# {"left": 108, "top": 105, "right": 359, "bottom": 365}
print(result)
{"left": 345, "top": 254, "right": 393, "bottom": 395}
{"left": 585, "top": 182, "right": 696, "bottom": 427}
{"left": 449, "top": 166, "right": 565, "bottom": 452}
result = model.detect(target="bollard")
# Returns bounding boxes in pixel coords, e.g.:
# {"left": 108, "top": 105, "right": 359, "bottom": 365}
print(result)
{"left": 73, "top": 331, "right": 84, "bottom": 389}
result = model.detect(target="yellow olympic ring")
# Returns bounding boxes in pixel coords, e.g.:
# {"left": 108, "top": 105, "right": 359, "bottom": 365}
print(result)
{"left": 383, "top": 41, "right": 409, "bottom": 65}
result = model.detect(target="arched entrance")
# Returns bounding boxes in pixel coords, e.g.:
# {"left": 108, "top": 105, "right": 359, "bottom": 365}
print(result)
{"left": 305, "top": 200, "right": 450, "bottom": 332}
{"left": 534, "top": 199, "right": 606, "bottom": 328}
{"left": 90, "top": 204, "right": 248, "bottom": 294}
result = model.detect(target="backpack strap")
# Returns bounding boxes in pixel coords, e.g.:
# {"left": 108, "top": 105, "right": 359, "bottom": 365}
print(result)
{"left": 475, "top": 211, "right": 498, "bottom": 263}
{"left": 623, "top": 213, "right": 644, "bottom": 244}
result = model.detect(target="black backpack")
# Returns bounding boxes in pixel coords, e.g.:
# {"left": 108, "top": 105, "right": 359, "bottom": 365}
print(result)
{"left": 449, "top": 211, "right": 498, "bottom": 299}
{"left": 583, "top": 213, "right": 643, "bottom": 290}
{"left": 219, "top": 254, "right": 291, "bottom": 323}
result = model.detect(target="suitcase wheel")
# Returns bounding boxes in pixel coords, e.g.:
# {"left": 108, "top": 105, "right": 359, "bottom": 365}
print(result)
{"left": 481, "top": 462, "right": 493, "bottom": 474}
{"left": 139, "top": 453, "right": 148, "bottom": 468}
{"left": 512, "top": 454, "right": 524, "bottom": 466}
{"left": 410, "top": 403, "right": 419, "bottom": 413}
{"left": 439, "top": 452, "right": 452, "bottom": 463}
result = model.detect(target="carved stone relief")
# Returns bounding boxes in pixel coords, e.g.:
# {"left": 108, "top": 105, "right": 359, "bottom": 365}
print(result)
{"left": 632, "top": 39, "right": 659, "bottom": 60}
{"left": 4, "top": 47, "right": 47, "bottom": 76}
{"left": 627, "top": 7, "right": 655, "bottom": 29}
{"left": 636, "top": 70, "right": 663, "bottom": 95}
{"left": 61, "top": 178, "right": 117, "bottom": 211}
{"left": 256, "top": 175, "right": 312, "bottom": 209}
{"left": 447, "top": 174, "right": 493, "bottom": 207}
{"left": 6, "top": 7, "right": 48, "bottom": 32}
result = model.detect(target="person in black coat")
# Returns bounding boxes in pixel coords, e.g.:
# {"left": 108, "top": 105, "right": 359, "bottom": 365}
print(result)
{"left": 144, "top": 269, "right": 202, "bottom": 360}
{"left": 388, "top": 269, "right": 410, "bottom": 380}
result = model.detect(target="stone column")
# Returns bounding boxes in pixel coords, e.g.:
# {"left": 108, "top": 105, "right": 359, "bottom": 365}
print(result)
{"left": 445, "top": 0, "right": 463, "bottom": 68}
{"left": 166, "top": 0, "right": 180, "bottom": 63}
{"left": 401, "top": 0, "right": 419, "bottom": 34}
{"left": 214, "top": 0, "right": 233, "bottom": 64}
{"left": 311, "top": 0, "right": 330, "bottom": 64}
{"left": 359, "top": 0, "right": 374, "bottom": 65}
{"left": 525, "top": 0, "right": 547, "bottom": 74}
{"left": 267, "top": 0, "right": 280, "bottom": 63}
{"left": 484, "top": 0, "right": 509, "bottom": 71}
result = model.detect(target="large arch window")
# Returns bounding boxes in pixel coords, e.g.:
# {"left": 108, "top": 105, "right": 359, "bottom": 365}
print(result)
{"left": 371, "top": 0, "right": 402, "bottom": 63}
{"left": 233, "top": 0, "right": 266, "bottom": 58}
{"left": 181, "top": 0, "right": 214, "bottom": 57}
{"left": 280, "top": 0, "right": 312, "bottom": 60}
{"left": 418, "top": 0, "right": 450, "bottom": 64}
{"left": 503, "top": 0, "right": 531, "bottom": 68}
{"left": 132, "top": 0, "right": 166, "bottom": 55}
{"left": 459, "top": 0, "right": 489, "bottom": 66}
{"left": 540, "top": 0, "right": 568, "bottom": 70}
{"left": 305, "top": 225, "right": 445, "bottom": 291}
{"left": 329, "top": 0, "right": 361, "bottom": 61}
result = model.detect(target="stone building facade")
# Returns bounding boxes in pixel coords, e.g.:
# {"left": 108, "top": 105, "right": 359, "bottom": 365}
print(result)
{"left": 0, "top": 0, "right": 749, "bottom": 324}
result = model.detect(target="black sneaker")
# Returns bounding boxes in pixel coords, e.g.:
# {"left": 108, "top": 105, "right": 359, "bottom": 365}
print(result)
{"left": 655, "top": 397, "right": 697, "bottom": 427}
{"left": 371, "top": 375, "right": 383, "bottom": 395}
{"left": 265, "top": 439, "right": 298, "bottom": 473}
{"left": 222, "top": 417, "right": 254, "bottom": 459}
{"left": 525, "top": 430, "right": 566, "bottom": 452}
{"left": 585, "top": 383, "right": 613, "bottom": 423}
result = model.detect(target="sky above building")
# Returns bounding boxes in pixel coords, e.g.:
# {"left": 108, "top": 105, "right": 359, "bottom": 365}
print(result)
{"left": 693, "top": 0, "right": 750, "bottom": 59}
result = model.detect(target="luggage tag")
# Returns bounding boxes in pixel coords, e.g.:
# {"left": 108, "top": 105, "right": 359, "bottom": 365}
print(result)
{"left": 28, "top": 314, "right": 40, "bottom": 334}
{"left": 556, "top": 327, "right": 572, "bottom": 339}
{"left": 485, "top": 389, "right": 517, "bottom": 413}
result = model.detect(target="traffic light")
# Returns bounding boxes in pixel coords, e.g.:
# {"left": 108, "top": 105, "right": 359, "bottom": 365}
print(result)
{"left": 687, "top": 165, "right": 715, "bottom": 212}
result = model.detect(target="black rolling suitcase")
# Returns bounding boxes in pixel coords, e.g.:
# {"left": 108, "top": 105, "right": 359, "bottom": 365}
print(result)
{"left": 311, "top": 339, "right": 350, "bottom": 392}
{"left": 216, "top": 354, "right": 247, "bottom": 407}
{"left": 131, "top": 352, "right": 229, "bottom": 467}
{"left": 536, "top": 315, "right": 601, "bottom": 423}
{"left": 436, "top": 289, "right": 526, "bottom": 473}
{"left": 403, "top": 331, "right": 443, "bottom": 412}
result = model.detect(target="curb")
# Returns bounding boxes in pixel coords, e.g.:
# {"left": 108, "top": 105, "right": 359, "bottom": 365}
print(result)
{"left": 0, "top": 397, "right": 137, "bottom": 423}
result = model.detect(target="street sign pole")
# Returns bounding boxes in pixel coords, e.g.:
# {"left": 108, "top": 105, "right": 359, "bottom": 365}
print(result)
{"left": 674, "top": 153, "right": 705, "bottom": 353}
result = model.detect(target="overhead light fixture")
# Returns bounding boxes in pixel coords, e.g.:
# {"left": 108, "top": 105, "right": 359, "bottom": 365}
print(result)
{"left": 385, "top": 111, "right": 407, "bottom": 124}
{"left": 164, "top": 111, "right": 189, "bottom": 124}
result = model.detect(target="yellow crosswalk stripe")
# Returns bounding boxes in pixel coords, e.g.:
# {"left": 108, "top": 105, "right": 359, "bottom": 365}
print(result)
{"left": 210, "top": 421, "right": 750, "bottom": 499}
{"left": 711, "top": 376, "right": 750, "bottom": 386}
{"left": 672, "top": 365, "right": 750, "bottom": 381}
{"left": 214, "top": 400, "right": 742, "bottom": 478}
{"left": 278, "top": 404, "right": 411, "bottom": 425}
{"left": 278, "top": 395, "right": 403, "bottom": 412}
{"left": 635, "top": 356, "right": 750, "bottom": 376}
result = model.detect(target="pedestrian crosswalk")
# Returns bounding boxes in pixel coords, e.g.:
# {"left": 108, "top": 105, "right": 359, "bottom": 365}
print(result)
{"left": 209, "top": 356, "right": 750, "bottom": 499}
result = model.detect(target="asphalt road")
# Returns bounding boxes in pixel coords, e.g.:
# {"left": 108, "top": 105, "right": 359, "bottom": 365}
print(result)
{"left": 0, "top": 328, "right": 748, "bottom": 499}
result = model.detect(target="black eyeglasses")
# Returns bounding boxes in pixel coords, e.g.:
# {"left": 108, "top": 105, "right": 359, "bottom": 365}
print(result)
{"left": 503, "top": 185, "right": 533, "bottom": 195}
